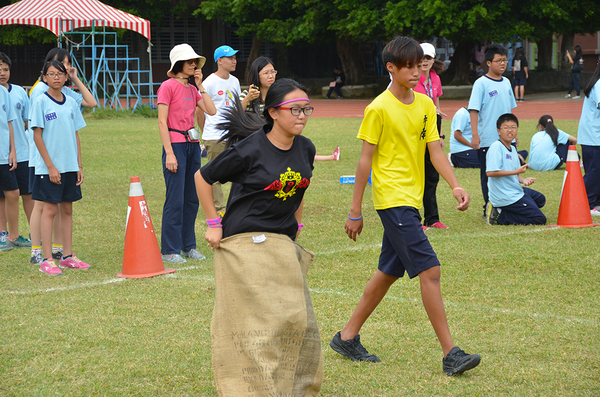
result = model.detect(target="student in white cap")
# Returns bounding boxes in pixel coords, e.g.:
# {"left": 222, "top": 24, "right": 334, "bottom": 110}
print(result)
{"left": 199, "top": 45, "right": 246, "bottom": 215}
{"left": 157, "top": 43, "right": 216, "bottom": 263}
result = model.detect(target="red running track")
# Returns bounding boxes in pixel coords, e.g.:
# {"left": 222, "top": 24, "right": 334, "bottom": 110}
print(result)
{"left": 311, "top": 96, "right": 584, "bottom": 120}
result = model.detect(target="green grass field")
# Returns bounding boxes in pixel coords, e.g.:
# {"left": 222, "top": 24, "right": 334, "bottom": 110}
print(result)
{"left": 2, "top": 113, "right": 599, "bottom": 396}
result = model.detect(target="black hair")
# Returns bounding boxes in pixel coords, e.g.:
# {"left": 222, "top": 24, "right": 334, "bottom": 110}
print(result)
{"left": 217, "top": 78, "right": 308, "bottom": 148}
{"left": 574, "top": 45, "right": 582, "bottom": 56}
{"left": 538, "top": 114, "right": 559, "bottom": 146}
{"left": 44, "top": 48, "right": 72, "bottom": 65}
{"left": 382, "top": 36, "right": 423, "bottom": 69}
{"left": 0, "top": 52, "right": 11, "bottom": 68}
{"left": 584, "top": 59, "right": 600, "bottom": 98}
{"left": 496, "top": 113, "right": 519, "bottom": 129}
{"left": 248, "top": 56, "right": 275, "bottom": 114}
{"left": 42, "top": 59, "right": 68, "bottom": 76}
{"left": 485, "top": 44, "right": 508, "bottom": 63}
{"left": 171, "top": 60, "right": 186, "bottom": 76}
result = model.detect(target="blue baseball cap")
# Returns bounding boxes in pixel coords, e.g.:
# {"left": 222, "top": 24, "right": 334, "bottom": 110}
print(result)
{"left": 214, "top": 45, "right": 238, "bottom": 62}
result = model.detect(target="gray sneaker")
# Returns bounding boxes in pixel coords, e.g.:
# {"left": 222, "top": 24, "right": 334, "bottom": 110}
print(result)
{"left": 443, "top": 346, "right": 481, "bottom": 376}
{"left": 330, "top": 331, "right": 380, "bottom": 362}
{"left": 30, "top": 251, "right": 44, "bottom": 265}
{"left": 10, "top": 235, "right": 32, "bottom": 248}
{"left": 181, "top": 249, "right": 206, "bottom": 260}
{"left": 0, "top": 231, "right": 13, "bottom": 252}
{"left": 162, "top": 254, "right": 186, "bottom": 263}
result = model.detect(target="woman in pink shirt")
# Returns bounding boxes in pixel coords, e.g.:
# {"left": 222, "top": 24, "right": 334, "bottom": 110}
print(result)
{"left": 415, "top": 43, "right": 448, "bottom": 230}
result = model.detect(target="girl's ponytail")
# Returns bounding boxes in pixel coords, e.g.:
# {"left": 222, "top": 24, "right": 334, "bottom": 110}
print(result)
{"left": 538, "top": 114, "right": 559, "bottom": 146}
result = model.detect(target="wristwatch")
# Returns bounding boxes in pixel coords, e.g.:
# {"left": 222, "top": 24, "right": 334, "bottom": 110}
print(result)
{"left": 439, "top": 134, "right": 445, "bottom": 139}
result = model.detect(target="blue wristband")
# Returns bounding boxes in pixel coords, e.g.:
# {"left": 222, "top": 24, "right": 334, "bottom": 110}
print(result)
{"left": 348, "top": 213, "right": 363, "bottom": 221}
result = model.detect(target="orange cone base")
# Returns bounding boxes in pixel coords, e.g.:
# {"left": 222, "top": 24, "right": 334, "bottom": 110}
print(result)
{"left": 548, "top": 222, "right": 599, "bottom": 229}
{"left": 117, "top": 268, "right": 176, "bottom": 279}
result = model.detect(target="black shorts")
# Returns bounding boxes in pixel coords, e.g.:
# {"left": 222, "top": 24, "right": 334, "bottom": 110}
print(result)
{"left": 376, "top": 206, "right": 440, "bottom": 279}
{"left": 0, "top": 163, "right": 19, "bottom": 192}
{"left": 0, "top": 161, "right": 30, "bottom": 198}
{"left": 31, "top": 172, "right": 82, "bottom": 203}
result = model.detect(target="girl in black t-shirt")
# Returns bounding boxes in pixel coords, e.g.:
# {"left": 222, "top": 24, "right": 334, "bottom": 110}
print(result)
{"left": 196, "top": 78, "right": 316, "bottom": 248}
{"left": 566, "top": 45, "right": 584, "bottom": 98}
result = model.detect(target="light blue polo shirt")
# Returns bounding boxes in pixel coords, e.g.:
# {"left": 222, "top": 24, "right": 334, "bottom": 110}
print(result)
{"left": 28, "top": 81, "right": 83, "bottom": 168}
{"left": 7, "top": 84, "right": 30, "bottom": 162}
{"left": 29, "top": 92, "right": 86, "bottom": 175}
{"left": 529, "top": 129, "right": 570, "bottom": 171}
{"left": 486, "top": 140, "right": 524, "bottom": 207}
{"left": 0, "top": 84, "right": 17, "bottom": 165}
{"left": 577, "top": 82, "right": 600, "bottom": 146}
{"left": 450, "top": 107, "right": 473, "bottom": 154}
{"left": 468, "top": 75, "right": 517, "bottom": 148}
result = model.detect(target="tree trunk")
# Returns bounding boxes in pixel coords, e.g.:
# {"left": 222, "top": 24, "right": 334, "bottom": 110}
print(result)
{"left": 447, "top": 41, "right": 474, "bottom": 85}
{"left": 560, "top": 33, "right": 574, "bottom": 71}
{"left": 536, "top": 35, "right": 554, "bottom": 72}
{"left": 335, "top": 36, "right": 363, "bottom": 84}
{"left": 244, "top": 36, "right": 263, "bottom": 84}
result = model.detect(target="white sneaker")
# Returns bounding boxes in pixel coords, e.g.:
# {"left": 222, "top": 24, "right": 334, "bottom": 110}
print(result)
{"left": 162, "top": 254, "right": 187, "bottom": 263}
{"left": 564, "top": 94, "right": 571, "bottom": 98}
{"left": 591, "top": 208, "right": 600, "bottom": 216}
{"left": 447, "top": 153, "right": 454, "bottom": 167}
{"left": 573, "top": 96, "right": 581, "bottom": 99}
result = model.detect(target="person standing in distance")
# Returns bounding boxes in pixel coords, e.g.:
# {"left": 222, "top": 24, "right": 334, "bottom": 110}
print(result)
{"left": 200, "top": 46, "right": 250, "bottom": 216}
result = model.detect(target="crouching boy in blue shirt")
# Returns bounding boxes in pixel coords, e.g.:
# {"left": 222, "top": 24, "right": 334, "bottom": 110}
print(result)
{"left": 486, "top": 113, "right": 546, "bottom": 225}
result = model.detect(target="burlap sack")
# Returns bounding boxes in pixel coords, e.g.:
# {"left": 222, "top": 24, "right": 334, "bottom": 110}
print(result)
{"left": 211, "top": 232, "right": 323, "bottom": 397}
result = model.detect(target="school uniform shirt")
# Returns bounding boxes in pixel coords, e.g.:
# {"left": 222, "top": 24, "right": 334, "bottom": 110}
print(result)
{"left": 529, "top": 129, "right": 570, "bottom": 171}
{"left": 468, "top": 75, "right": 517, "bottom": 148}
{"left": 29, "top": 92, "right": 86, "bottom": 175}
{"left": 7, "top": 84, "right": 30, "bottom": 162}
{"left": 28, "top": 82, "right": 83, "bottom": 169}
{"left": 486, "top": 140, "right": 524, "bottom": 207}
{"left": 450, "top": 107, "right": 473, "bottom": 154}
{"left": 157, "top": 78, "right": 202, "bottom": 143}
{"left": 200, "top": 126, "right": 315, "bottom": 240}
{"left": 201, "top": 73, "right": 241, "bottom": 141}
{"left": 577, "top": 82, "right": 600, "bottom": 146}
{"left": 357, "top": 90, "right": 438, "bottom": 210}
{"left": 0, "top": 84, "right": 17, "bottom": 165}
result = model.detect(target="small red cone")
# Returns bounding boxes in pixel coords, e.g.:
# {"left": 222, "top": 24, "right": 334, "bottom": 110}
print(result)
{"left": 551, "top": 146, "right": 599, "bottom": 228}
{"left": 118, "top": 176, "right": 176, "bottom": 278}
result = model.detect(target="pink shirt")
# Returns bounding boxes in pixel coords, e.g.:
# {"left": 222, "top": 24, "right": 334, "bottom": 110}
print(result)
{"left": 414, "top": 70, "right": 443, "bottom": 101}
{"left": 157, "top": 78, "right": 202, "bottom": 143}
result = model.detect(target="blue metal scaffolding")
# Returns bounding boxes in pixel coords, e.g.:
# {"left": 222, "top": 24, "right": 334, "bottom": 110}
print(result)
{"left": 62, "top": 23, "right": 158, "bottom": 111}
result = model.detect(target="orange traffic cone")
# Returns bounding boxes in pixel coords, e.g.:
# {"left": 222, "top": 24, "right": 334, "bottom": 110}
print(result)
{"left": 118, "top": 176, "right": 176, "bottom": 278}
{"left": 552, "top": 146, "right": 599, "bottom": 228}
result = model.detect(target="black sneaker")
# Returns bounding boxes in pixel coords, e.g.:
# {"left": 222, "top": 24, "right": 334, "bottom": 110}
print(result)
{"left": 329, "top": 331, "right": 380, "bottom": 362}
{"left": 486, "top": 202, "right": 499, "bottom": 225}
{"left": 52, "top": 251, "right": 62, "bottom": 261}
{"left": 443, "top": 346, "right": 481, "bottom": 376}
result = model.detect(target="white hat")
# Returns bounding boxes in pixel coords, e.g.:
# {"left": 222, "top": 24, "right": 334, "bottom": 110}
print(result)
{"left": 167, "top": 44, "right": 206, "bottom": 77}
{"left": 420, "top": 43, "right": 436, "bottom": 58}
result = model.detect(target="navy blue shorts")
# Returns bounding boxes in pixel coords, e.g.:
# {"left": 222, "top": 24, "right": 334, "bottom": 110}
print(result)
{"left": 28, "top": 166, "right": 35, "bottom": 193}
{"left": 451, "top": 150, "right": 480, "bottom": 168}
{"left": 376, "top": 207, "right": 440, "bottom": 279}
{"left": 514, "top": 78, "right": 527, "bottom": 86}
{"left": 31, "top": 172, "right": 82, "bottom": 203}
{"left": 0, "top": 164, "right": 19, "bottom": 192}
{"left": 0, "top": 161, "right": 30, "bottom": 198}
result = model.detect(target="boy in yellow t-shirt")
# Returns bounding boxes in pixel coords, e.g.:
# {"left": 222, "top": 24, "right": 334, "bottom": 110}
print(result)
{"left": 329, "top": 36, "right": 481, "bottom": 376}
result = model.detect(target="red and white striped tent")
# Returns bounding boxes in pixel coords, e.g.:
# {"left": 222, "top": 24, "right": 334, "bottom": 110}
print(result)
{"left": 0, "top": 0, "right": 151, "bottom": 40}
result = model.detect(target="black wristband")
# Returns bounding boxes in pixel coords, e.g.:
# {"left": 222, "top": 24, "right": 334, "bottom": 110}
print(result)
{"left": 439, "top": 134, "right": 445, "bottom": 139}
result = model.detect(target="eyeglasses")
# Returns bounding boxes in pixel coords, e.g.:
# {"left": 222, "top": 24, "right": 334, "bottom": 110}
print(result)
{"left": 492, "top": 59, "right": 508, "bottom": 64}
{"left": 260, "top": 70, "right": 277, "bottom": 76}
{"left": 278, "top": 106, "right": 314, "bottom": 116}
{"left": 46, "top": 72, "right": 66, "bottom": 78}
{"left": 500, "top": 126, "right": 518, "bottom": 131}
{"left": 423, "top": 56, "right": 434, "bottom": 60}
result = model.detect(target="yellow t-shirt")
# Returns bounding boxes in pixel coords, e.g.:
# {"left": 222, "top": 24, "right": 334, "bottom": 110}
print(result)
{"left": 357, "top": 90, "right": 438, "bottom": 210}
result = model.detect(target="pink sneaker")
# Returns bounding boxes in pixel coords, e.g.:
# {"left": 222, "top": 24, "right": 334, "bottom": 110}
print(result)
{"left": 421, "top": 225, "right": 430, "bottom": 231}
{"left": 39, "top": 259, "right": 62, "bottom": 276}
{"left": 333, "top": 146, "right": 341, "bottom": 161}
{"left": 430, "top": 221, "right": 449, "bottom": 229}
{"left": 59, "top": 254, "right": 90, "bottom": 270}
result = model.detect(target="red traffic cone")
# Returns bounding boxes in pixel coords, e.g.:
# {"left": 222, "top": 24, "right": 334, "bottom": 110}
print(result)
{"left": 552, "top": 146, "right": 599, "bottom": 228}
{"left": 118, "top": 176, "right": 176, "bottom": 278}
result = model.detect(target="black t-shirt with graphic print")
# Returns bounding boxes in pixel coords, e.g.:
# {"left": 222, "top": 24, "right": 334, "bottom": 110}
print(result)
{"left": 200, "top": 125, "right": 316, "bottom": 240}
